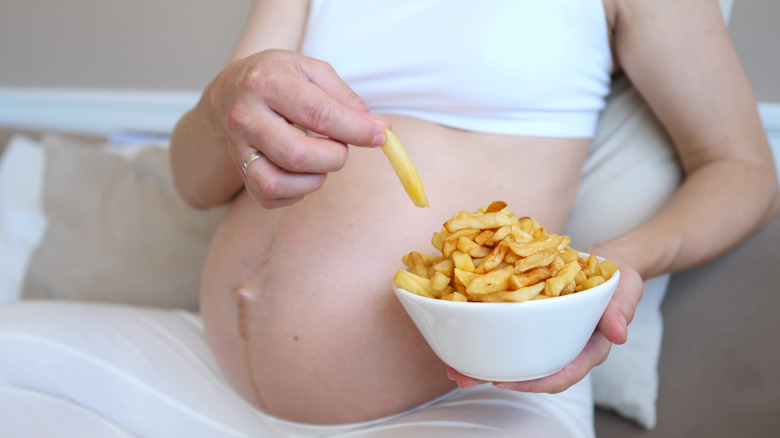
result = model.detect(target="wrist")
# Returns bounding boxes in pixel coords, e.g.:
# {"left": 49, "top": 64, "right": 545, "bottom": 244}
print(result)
{"left": 587, "top": 238, "right": 656, "bottom": 281}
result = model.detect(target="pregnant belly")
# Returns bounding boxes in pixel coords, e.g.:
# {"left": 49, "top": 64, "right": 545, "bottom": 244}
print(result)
{"left": 199, "top": 115, "right": 590, "bottom": 423}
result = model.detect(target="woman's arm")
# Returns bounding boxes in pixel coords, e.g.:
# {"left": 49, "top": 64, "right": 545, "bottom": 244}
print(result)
{"left": 594, "top": 0, "right": 780, "bottom": 278}
{"left": 452, "top": 0, "right": 779, "bottom": 393}
{"left": 169, "top": 0, "right": 389, "bottom": 209}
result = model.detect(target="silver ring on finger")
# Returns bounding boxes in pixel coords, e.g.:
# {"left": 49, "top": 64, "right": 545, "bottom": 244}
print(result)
{"left": 242, "top": 151, "right": 265, "bottom": 175}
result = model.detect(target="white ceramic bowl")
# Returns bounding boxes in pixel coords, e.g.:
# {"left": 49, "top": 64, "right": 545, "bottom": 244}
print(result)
{"left": 392, "top": 255, "right": 620, "bottom": 382}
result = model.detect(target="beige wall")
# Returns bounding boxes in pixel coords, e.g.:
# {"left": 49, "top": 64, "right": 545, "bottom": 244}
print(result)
{"left": 0, "top": 0, "right": 777, "bottom": 102}
{"left": 0, "top": 0, "right": 251, "bottom": 90}
{"left": 730, "top": 0, "right": 780, "bottom": 102}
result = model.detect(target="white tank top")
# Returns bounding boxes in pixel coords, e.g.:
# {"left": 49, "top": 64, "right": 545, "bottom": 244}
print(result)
{"left": 301, "top": 0, "right": 612, "bottom": 138}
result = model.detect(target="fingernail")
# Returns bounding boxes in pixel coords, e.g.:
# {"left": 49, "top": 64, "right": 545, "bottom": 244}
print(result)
{"left": 372, "top": 132, "right": 386, "bottom": 146}
{"left": 446, "top": 367, "right": 457, "bottom": 381}
{"left": 620, "top": 314, "right": 628, "bottom": 338}
{"left": 458, "top": 380, "right": 479, "bottom": 390}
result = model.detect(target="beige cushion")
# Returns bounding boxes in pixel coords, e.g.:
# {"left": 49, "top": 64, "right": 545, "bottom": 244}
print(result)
{"left": 12, "top": 134, "right": 225, "bottom": 310}
{"left": 565, "top": 74, "right": 682, "bottom": 429}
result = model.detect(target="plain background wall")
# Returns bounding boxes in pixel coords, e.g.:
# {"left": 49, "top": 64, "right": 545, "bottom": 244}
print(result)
{"left": 0, "top": 0, "right": 777, "bottom": 102}
{"left": 0, "top": 0, "right": 252, "bottom": 91}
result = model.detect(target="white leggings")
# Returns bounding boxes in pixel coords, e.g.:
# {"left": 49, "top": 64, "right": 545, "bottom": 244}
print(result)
{"left": 0, "top": 300, "right": 594, "bottom": 438}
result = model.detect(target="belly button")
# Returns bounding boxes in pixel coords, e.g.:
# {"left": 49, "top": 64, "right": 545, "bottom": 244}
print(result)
{"left": 233, "top": 287, "right": 258, "bottom": 341}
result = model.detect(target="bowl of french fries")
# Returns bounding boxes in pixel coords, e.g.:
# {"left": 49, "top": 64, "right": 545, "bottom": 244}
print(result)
{"left": 392, "top": 201, "right": 620, "bottom": 382}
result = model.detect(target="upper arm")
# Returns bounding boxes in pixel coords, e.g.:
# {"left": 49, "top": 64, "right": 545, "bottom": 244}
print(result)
{"left": 228, "top": 0, "right": 310, "bottom": 62}
{"left": 613, "top": 0, "right": 773, "bottom": 172}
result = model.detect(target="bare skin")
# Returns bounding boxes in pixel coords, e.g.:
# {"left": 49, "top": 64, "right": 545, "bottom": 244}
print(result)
{"left": 200, "top": 118, "right": 590, "bottom": 423}
{"left": 171, "top": 0, "right": 779, "bottom": 425}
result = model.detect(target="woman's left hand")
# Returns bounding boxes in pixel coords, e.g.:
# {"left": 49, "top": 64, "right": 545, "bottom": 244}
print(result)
{"left": 446, "top": 256, "right": 643, "bottom": 393}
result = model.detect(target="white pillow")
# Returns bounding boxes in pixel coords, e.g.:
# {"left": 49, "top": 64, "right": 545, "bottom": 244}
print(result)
{"left": 0, "top": 136, "right": 47, "bottom": 302}
{"left": 0, "top": 134, "right": 225, "bottom": 310}
{"left": 565, "top": 74, "right": 682, "bottom": 429}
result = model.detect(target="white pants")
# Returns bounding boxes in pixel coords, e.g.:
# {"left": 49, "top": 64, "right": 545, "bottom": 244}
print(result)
{"left": 0, "top": 300, "right": 594, "bottom": 438}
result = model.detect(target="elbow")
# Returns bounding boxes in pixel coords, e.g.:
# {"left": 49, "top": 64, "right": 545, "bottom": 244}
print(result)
{"left": 174, "top": 181, "right": 213, "bottom": 211}
{"left": 171, "top": 167, "right": 229, "bottom": 211}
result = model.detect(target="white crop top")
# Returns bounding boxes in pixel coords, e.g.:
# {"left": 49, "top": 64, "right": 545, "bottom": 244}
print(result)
{"left": 300, "top": 0, "right": 613, "bottom": 138}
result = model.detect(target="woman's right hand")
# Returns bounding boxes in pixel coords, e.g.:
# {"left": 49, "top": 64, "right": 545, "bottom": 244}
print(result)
{"left": 206, "top": 49, "right": 390, "bottom": 209}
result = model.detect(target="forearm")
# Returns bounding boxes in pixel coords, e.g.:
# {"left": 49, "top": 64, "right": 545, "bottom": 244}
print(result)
{"left": 592, "top": 158, "right": 780, "bottom": 279}
{"left": 169, "top": 87, "right": 244, "bottom": 209}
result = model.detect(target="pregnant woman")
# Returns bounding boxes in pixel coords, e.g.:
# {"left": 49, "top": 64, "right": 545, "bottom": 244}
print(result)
{"left": 0, "top": 1, "right": 775, "bottom": 437}
{"left": 168, "top": 0, "right": 778, "bottom": 434}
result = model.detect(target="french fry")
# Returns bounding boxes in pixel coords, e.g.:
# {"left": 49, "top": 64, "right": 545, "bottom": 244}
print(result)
{"left": 466, "top": 266, "right": 514, "bottom": 295}
{"left": 454, "top": 268, "right": 480, "bottom": 287}
{"left": 380, "top": 127, "right": 429, "bottom": 208}
{"left": 442, "top": 229, "right": 480, "bottom": 258}
{"left": 441, "top": 291, "right": 468, "bottom": 302}
{"left": 495, "top": 282, "right": 545, "bottom": 303}
{"left": 444, "top": 212, "right": 513, "bottom": 233}
{"left": 578, "top": 275, "right": 605, "bottom": 291}
{"left": 474, "top": 239, "right": 510, "bottom": 274}
{"left": 598, "top": 259, "right": 620, "bottom": 280}
{"left": 483, "top": 200, "right": 508, "bottom": 213}
{"left": 451, "top": 250, "right": 476, "bottom": 272}
{"left": 544, "top": 260, "right": 581, "bottom": 297}
{"left": 456, "top": 236, "right": 492, "bottom": 258}
{"left": 431, "top": 258, "right": 455, "bottom": 277}
{"left": 402, "top": 251, "right": 429, "bottom": 278}
{"left": 514, "top": 248, "right": 559, "bottom": 273}
{"left": 431, "top": 271, "right": 451, "bottom": 293}
{"left": 393, "top": 270, "right": 435, "bottom": 298}
{"left": 486, "top": 225, "right": 513, "bottom": 245}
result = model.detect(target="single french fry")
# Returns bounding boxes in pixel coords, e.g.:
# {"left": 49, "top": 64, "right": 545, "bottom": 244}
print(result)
{"left": 516, "top": 216, "right": 537, "bottom": 234}
{"left": 474, "top": 239, "right": 510, "bottom": 274}
{"left": 562, "top": 247, "right": 579, "bottom": 263}
{"left": 431, "top": 258, "right": 455, "bottom": 277}
{"left": 393, "top": 270, "right": 435, "bottom": 298}
{"left": 560, "top": 281, "right": 577, "bottom": 296}
{"left": 510, "top": 266, "right": 553, "bottom": 289}
{"left": 380, "top": 127, "right": 429, "bottom": 208}
{"left": 431, "top": 232, "right": 444, "bottom": 251}
{"left": 514, "top": 248, "right": 559, "bottom": 273}
{"left": 431, "top": 271, "right": 451, "bottom": 293}
{"left": 483, "top": 200, "right": 508, "bottom": 213}
{"left": 456, "top": 236, "right": 492, "bottom": 258}
{"left": 598, "top": 259, "right": 619, "bottom": 280}
{"left": 579, "top": 275, "right": 606, "bottom": 291}
{"left": 579, "top": 253, "right": 598, "bottom": 276}
{"left": 544, "top": 260, "right": 581, "bottom": 297}
{"left": 403, "top": 251, "right": 429, "bottom": 278}
{"left": 511, "top": 226, "right": 534, "bottom": 243}
{"left": 451, "top": 250, "right": 476, "bottom": 272}
{"left": 441, "top": 291, "right": 468, "bottom": 302}
{"left": 506, "top": 235, "right": 563, "bottom": 258}
{"left": 497, "top": 282, "right": 545, "bottom": 303}
{"left": 466, "top": 266, "right": 513, "bottom": 295}
{"left": 444, "top": 211, "right": 513, "bottom": 233}
{"left": 474, "top": 230, "right": 495, "bottom": 246}
{"left": 454, "top": 268, "right": 480, "bottom": 287}
{"left": 486, "top": 225, "right": 513, "bottom": 245}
